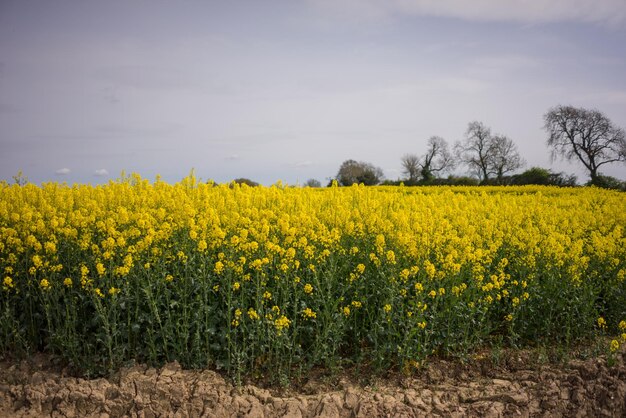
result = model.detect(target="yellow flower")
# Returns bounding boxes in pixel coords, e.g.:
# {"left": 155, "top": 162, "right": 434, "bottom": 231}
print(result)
{"left": 274, "top": 315, "right": 291, "bottom": 332}
{"left": 619, "top": 320, "right": 626, "bottom": 331}
{"left": 32, "top": 255, "right": 43, "bottom": 269}
{"left": 44, "top": 241, "right": 57, "bottom": 254}
{"left": 343, "top": 306, "right": 351, "bottom": 317}
{"left": 263, "top": 291, "right": 272, "bottom": 300}
{"left": 96, "top": 262, "right": 106, "bottom": 277}
{"left": 505, "top": 314, "right": 513, "bottom": 322}
{"left": 165, "top": 274, "right": 174, "bottom": 282}
{"left": 3, "top": 276, "right": 14, "bottom": 289}
{"left": 418, "top": 321, "right": 427, "bottom": 329}
{"left": 63, "top": 277, "right": 73, "bottom": 287}
{"left": 597, "top": 317, "right": 607, "bottom": 329}
{"left": 351, "top": 300, "right": 362, "bottom": 308}
{"left": 94, "top": 288, "right": 104, "bottom": 298}
{"left": 384, "top": 304, "right": 392, "bottom": 313}
{"left": 251, "top": 259, "right": 263, "bottom": 270}
{"left": 428, "top": 290, "right": 437, "bottom": 298}
{"left": 247, "top": 308, "right": 260, "bottom": 320}
{"left": 39, "top": 278, "right": 50, "bottom": 290}
{"left": 301, "top": 308, "right": 317, "bottom": 319}
{"left": 214, "top": 261, "right": 224, "bottom": 274}
{"left": 108, "top": 287, "right": 120, "bottom": 296}
{"left": 233, "top": 281, "right": 241, "bottom": 291}
{"left": 303, "top": 283, "right": 313, "bottom": 294}
{"left": 610, "top": 339, "right": 619, "bottom": 352}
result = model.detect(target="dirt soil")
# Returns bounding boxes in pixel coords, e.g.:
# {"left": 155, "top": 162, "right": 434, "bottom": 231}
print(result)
{"left": 1, "top": 348, "right": 625, "bottom": 417}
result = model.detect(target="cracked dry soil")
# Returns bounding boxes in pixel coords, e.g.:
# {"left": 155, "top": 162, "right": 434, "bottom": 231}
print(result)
{"left": 1, "top": 349, "right": 625, "bottom": 417}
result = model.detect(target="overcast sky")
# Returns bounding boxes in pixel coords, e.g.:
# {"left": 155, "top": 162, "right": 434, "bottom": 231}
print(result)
{"left": 1, "top": 0, "right": 626, "bottom": 185}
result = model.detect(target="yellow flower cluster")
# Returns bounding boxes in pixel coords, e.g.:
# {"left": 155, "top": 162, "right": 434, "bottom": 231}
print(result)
{"left": 1, "top": 176, "right": 625, "bottom": 375}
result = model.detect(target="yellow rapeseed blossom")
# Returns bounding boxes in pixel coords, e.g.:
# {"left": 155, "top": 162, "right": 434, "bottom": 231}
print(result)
{"left": 3, "top": 276, "right": 14, "bottom": 289}
{"left": 610, "top": 339, "right": 620, "bottom": 352}
{"left": 301, "top": 308, "right": 316, "bottom": 319}
{"left": 1, "top": 177, "right": 625, "bottom": 379}
{"left": 274, "top": 315, "right": 291, "bottom": 332}
{"left": 247, "top": 308, "right": 260, "bottom": 320}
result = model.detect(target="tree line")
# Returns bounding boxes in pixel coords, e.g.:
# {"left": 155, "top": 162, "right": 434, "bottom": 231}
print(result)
{"left": 324, "top": 105, "right": 626, "bottom": 189}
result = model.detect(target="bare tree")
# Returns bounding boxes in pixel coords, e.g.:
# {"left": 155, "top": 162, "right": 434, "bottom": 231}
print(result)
{"left": 454, "top": 121, "right": 494, "bottom": 182}
{"left": 455, "top": 122, "right": 524, "bottom": 184}
{"left": 336, "top": 159, "right": 384, "bottom": 186}
{"left": 544, "top": 105, "right": 626, "bottom": 183}
{"left": 420, "top": 136, "right": 454, "bottom": 181}
{"left": 489, "top": 135, "right": 525, "bottom": 184}
{"left": 401, "top": 154, "right": 420, "bottom": 183}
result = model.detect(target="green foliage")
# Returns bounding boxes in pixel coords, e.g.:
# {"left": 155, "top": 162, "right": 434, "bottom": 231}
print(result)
{"left": 336, "top": 160, "right": 384, "bottom": 186}
{"left": 231, "top": 178, "right": 259, "bottom": 187}
{"left": 511, "top": 167, "right": 577, "bottom": 186}
{"left": 587, "top": 175, "right": 626, "bottom": 191}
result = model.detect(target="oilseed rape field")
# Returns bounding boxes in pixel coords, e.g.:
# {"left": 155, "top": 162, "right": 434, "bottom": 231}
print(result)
{"left": 1, "top": 175, "right": 625, "bottom": 383}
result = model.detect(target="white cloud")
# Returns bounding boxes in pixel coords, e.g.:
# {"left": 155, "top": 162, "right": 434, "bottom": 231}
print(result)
{"left": 94, "top": 169, "right": 109, "bottom": 176}
{"left": 55, "top": 168, "right": 70, "bottom": 175}
{"left": 294, "top": 161, "right": 314, "bottom": 167}
{"left": 225, "top": 154, "right": 240, "bottom": 160}
{"left": 309, "top": 0, "right": 626, "bottom": 25}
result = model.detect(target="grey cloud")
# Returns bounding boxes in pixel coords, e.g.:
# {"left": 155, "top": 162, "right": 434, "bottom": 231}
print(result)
{"left": 55, "top": 168, "right": 70, "bottom": 175}
{"left": 310, "top": 0, "right": 626, "bottom": 25}
{"left": 94, "top": 169, "right": 109, "bottom": 176}
{"left": 294, "top": 161, "right": 314, "bottom": 167}
{"left": 0, "top": 104, "right": 19, "bottom": 114}
{"left": 95, "top": 65, "right": 191, "bottom": 91}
